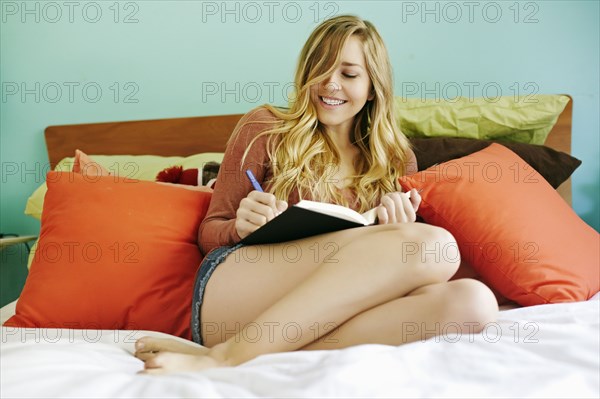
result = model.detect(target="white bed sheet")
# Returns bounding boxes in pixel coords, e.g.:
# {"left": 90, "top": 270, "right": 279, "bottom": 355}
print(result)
{"left": 1, "top": 295, "right": 599, "bottom": 398}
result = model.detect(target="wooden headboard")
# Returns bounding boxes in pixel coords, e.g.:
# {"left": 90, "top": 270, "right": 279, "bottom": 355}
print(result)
{"left": 45, "top": 96, "right": 574, "bottom": 203}
{"left": 45, "top": 113, "right": 244, "bottom": 167}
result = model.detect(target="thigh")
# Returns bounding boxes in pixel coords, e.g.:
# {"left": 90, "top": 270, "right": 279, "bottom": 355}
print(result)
{"left": 200, "top": 222, "right": 451, "bottom": 347}
{"left": 200, "top": 223, "right": 405, "bottom": 347}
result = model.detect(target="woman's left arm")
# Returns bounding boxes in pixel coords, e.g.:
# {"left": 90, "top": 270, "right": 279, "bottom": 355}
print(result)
{"left": 405, "top": 146, "right": 418, "bottom": 176}
{"left": 376, "top": 147, "right": 420, "bottom": 224}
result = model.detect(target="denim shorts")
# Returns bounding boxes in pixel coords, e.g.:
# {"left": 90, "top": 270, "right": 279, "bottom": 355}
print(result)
{"left": 191, "top": 243, "right": 243, "bottom": 345}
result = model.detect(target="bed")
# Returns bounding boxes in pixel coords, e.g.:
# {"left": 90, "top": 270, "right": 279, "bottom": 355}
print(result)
{"left": 2, "top": 96, "right": 599, "bottom": 398}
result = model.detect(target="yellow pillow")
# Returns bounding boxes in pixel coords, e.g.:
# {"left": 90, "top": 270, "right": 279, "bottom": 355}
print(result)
{"left": 24, "top": 153, "right": 224, "bottom": 220}
{"left": 395, "top": 94, "right": 569, "bottom": 145}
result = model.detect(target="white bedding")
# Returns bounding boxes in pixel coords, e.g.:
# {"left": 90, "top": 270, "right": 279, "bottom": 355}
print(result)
{"left": 2, "top": 295, "right": 599, "bottom": 398}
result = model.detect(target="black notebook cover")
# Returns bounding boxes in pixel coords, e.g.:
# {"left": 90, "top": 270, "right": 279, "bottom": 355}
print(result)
{"left": 239, "top": 206, "right": 365, "bottom": 245}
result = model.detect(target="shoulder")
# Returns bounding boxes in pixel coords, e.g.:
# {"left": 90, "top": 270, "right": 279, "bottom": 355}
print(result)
{"left": 226, "top": 106, "right": 282, "bottom": 153}
{"left": 238, "top": 105, "right": 282, "bottom": 127}
{"left": 391, "top": 145, "right": 417, "bottom": 177}
{"left": 404, "top": 146, "right": 418, "bottom": 176}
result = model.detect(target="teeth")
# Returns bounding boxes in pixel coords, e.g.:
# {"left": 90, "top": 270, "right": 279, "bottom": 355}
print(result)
{"left": 322, "top": 96, "right": 346, "bottom": 106}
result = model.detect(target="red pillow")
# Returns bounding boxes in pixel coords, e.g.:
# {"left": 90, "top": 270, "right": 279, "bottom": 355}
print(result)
{"left": 399, "top": 143, "right": 599, "bottom": 306}
{"left": 4, "top": 172, "right": 211, "bottom": 339}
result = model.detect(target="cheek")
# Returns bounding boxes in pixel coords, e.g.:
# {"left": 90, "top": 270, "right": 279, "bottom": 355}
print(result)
{"left": 349, "top": 84, "right": 372, "bottom": 103}
{"left": 307, "top": 90, "right": 317, "bottom": 108}
{"left": 309, "top": 85, "right": 320, "bottom": 101}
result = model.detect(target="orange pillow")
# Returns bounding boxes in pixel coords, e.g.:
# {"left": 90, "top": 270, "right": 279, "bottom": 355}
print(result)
{"left": 399, "top": 143, "right": 599, "bottom": 306}
{"left": 4, "top": 172, "right": 211, "bottom": 339}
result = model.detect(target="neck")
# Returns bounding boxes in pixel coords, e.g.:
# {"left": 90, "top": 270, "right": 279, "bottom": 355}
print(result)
{"left": 325, "top": 126, "right": 355, "bottom": 155}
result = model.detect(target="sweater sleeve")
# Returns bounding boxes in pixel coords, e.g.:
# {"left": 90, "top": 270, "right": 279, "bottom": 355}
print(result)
{"left": 405, "top": 147, "right": 418, "bottom": 176}
{"left": 198, "top": 107, "right": 278, "bottom": 256}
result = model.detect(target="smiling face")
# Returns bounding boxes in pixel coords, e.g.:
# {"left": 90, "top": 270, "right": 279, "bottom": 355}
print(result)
{"left": 310, "top": 35, "right": 374, "bottom": 138}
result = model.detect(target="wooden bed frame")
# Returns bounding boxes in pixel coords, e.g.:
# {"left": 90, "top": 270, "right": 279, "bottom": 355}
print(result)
{"left": 45, "top": 97, "right": 574, "bottom": 204}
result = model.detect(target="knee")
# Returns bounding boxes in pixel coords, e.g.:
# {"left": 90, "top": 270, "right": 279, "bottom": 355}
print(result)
{"left": 389, "top": 223, "right": 461, "bottom": 282}
{"left": 443, "top": 279, "right": 499, "bottom": 331}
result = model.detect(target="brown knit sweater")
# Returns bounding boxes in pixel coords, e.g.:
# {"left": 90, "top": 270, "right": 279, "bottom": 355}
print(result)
{"left": 198, "top": 106, "right": 418, "bottom": 256}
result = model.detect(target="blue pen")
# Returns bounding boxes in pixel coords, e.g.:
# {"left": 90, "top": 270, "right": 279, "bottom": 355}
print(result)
{"left": 245, "top": 169, "right": 264, "bottom": 192}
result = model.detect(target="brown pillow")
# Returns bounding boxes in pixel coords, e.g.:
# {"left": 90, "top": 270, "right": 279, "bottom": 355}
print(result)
{"left": 409, "top": 137, "right": 581, "bottom": 189}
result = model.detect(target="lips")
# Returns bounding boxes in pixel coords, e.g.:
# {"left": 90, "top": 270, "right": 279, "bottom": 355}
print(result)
{"left": 320, "top": 96, "right": 347, "bottom": 106}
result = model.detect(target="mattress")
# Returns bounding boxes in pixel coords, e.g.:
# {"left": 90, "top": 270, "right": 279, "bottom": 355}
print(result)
{"left": 1, "top": 294, "right": 599, "bottom": 398}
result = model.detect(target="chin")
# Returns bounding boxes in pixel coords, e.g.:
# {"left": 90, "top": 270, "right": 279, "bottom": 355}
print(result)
{"left": 316, "top": 115, "right": 344, "bottom": 129}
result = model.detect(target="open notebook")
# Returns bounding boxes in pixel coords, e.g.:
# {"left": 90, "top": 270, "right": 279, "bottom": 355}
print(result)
{"left": 240, "top": 200, "right": 378, "bottom": 245}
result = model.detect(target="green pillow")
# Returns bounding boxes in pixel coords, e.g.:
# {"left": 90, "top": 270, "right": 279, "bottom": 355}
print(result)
{"left": 395, "top": 94, "right": 569, "bottom": 144}
{"left": 24, "top": 152, "right": 224, "bottom": 220}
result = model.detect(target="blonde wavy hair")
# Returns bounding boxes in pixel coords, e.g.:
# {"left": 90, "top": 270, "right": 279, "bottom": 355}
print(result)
{"left": 241, "top": 15, "right": 412, "bottom": 212}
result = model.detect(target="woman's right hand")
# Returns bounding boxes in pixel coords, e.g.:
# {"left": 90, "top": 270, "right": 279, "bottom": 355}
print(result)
{"left": 235, "top": 191, "right": 288, "bottom": 239}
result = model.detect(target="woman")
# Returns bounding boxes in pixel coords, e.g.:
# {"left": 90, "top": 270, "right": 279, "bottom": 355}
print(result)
{"left": 133, "top": 15, "right": 499, "bottom": 373}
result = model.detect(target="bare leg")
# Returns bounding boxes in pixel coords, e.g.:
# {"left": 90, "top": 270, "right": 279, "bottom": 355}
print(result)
{"left": 136, "top": 279, "right": 497, "bottom": 367}
{"left": 139, "top": 223, "right": 484, "bottom": 373}
{"left": 300, "top": 278, "right": 498, "bottom": 350}
{"left": 135, "top": 279, "right": 496, "bottom": 358}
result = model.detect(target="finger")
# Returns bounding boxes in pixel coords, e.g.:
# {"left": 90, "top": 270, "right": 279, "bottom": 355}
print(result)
{"left": 389, "top": 192, "right": 409, "bottom": 223}
{"left": 380, "top": 196, "right": 397, "bottom": 224}
{"left": 387, "top": 192, "right": 408, "bottom": 223}
{"left": 235, "top": 215, "right": 266, "bottom": 241}
{"left": 400, "top": 192, "right": 416, "bottom": 223}
{"left": 238, "top": 198, "right": 278, "bottom": 224}
{"left": 248, "top": 190, "right": 277, "bottom": 208}
{"left": 276, "top": 200, "right": 288, "bottom": 214}
{"left": 235, "top": 219, "right": 262, "bottom": 240}
{"left": 248, "top": 191, "right": 280, "bottom": 218}
{"left": 410, "top": 188, "right": 422, "bottom": 212}
{"left": 237, "top": 205, "right": 269, "bottom": 226}
{"left": 383, "top": 192, "right": 412, "bottom": 224}
{"left": 376, "top": 205, "right": 388, "bottom": 224}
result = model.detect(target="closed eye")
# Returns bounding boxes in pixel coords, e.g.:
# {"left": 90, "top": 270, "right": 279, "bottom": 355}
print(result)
{"left": 343, "top": 73, "right": 358, "bottom": 78}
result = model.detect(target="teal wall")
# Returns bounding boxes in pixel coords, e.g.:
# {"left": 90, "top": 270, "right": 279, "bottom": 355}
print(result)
{"left": 1, "top": 1, "right": 599, "bottom": 303}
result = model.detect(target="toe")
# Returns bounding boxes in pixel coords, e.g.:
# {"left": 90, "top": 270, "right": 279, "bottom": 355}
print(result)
{"left": 134, "top": 349, "right": 158, "bottom": 361}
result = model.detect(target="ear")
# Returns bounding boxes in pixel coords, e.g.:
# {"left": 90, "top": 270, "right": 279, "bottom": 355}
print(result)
{"left": 367, "top": 88, "right": 375, "bottom": 101}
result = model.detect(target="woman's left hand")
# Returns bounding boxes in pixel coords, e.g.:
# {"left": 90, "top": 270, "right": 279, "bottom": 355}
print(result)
{"left": 376, "top": 188, "right": 421, "bottom": 224}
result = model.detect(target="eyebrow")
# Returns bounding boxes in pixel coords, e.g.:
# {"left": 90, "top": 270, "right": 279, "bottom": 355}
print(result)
{"left": 341, "top": 61, "right": 365, "bottom": 70}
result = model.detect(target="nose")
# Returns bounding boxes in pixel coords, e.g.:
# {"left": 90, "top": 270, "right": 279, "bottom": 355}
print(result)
{"left": 322, "top": 76, "right": 340, "bottom": 96}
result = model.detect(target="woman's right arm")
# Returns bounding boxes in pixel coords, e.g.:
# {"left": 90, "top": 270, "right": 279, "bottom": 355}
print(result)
{"left": 198, "top": 107, "right": 283, "bottom": 256}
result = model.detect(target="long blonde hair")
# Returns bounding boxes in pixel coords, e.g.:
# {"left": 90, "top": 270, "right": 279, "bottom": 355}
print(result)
{"left": 241, "top": 15, "right": 412, "bottom": 212}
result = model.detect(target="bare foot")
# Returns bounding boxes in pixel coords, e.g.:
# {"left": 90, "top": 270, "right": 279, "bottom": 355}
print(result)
{"left": 72, "top": 149, "right": 111, "bottom": 176}
{"left": 134, "top": 336, "right": 208, "bottom": 361}
{"left": 138, "top": 342, "right": 232, "bottom": 375}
